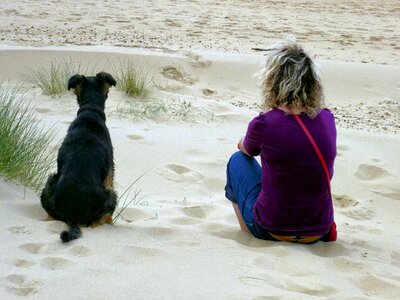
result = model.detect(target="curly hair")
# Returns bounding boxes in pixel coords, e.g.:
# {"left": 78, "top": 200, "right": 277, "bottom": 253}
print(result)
{"left": 261, "top": 40, "right": 325, "bottom": 117}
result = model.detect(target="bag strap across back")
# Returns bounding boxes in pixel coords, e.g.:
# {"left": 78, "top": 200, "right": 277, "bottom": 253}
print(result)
{"left": 291, "top": 112, "right": 331, "bottom": 193}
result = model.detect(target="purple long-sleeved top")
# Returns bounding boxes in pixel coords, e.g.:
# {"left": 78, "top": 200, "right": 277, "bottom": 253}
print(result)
{"left": 243, "top": 108, "right": 337, "bottom": 236}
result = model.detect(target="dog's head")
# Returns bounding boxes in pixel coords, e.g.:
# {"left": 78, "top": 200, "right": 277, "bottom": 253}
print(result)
{"left": 68, "top": 72, "right": 117, "bottom": 108}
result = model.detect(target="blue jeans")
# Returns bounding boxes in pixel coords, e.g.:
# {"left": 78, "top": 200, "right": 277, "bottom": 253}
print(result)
{"left": 225, "top": 151, "right": 276, "bottom": 240}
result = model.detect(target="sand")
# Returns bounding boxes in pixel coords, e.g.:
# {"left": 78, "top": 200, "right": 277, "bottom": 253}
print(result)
{"left": 0, "top": 1, "right": 400, "bottom": 299}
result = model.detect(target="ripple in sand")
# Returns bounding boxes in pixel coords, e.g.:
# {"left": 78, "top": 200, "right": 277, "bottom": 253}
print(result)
{"left": 355, "top": 164, "right": 390, "bottom": 181}
{"left": 5, "top": 274, "right": 41, "bottom": 297}
{"left": 41, "top": 257, "right": 74, "bottom": 270}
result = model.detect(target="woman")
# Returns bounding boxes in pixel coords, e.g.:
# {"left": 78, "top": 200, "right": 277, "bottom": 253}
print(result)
{"left": 225, "top": 40, "right": 337, "bottom": 243}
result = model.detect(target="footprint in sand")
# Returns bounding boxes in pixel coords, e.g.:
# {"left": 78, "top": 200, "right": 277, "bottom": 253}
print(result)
{"left": 14, "top": 258, "right": 36, "bottom": 268}
{"left": 209, "top": 228, "right": 255, "bottom": 247}
{"left": 171, "top": 204, "right": 215, "bottom": 225}
{"left": 333, "top": 194, "right": 374, "bottom": 220}
{"left": 333, "top": 194, "right": 359, "bottom": 208}
{"left": 8, "top": 226, "right": 32, "bottom": 235}
{"left": 283, "top": 280, "right": 337, "bottom": 297}
{"left": 68, "top": 246, "right": 93, "bottom": 257}
{"left": 179, "top": 205, "right": 214, "bottom": 219}
{"left": 41, "top": 257, "right": 74, "bottom": 270}
{"left": 354, "top": 274, "right": 400, "bottom": 297}
{"left": 126, "top": 134, "right": 153, "bottom": 145}
{"left": 355, "top": 164, "right": 390, "bottom": 181}
{"left": 4, "top": 274, "right": 41, "bottom": 297}
{"left": 127, "top": 134, "right": 144, "bottom": 141}
{"left": 114, "top": 207, "right": 157, "bottom": 223}
{"left": 202, "top": 88, "right": 216, "bottom": 96}
{"left": 185, "top": 52, "right": 212, "bottom": 68}
{"left": 160, "top": 65, "right": 197, "bottom": 85}
{"left": 332, "top": 257, "right": 367, "bottom": 272}
{"left": 160, "top": 164, "right": 203, "bottom": 183}
{"left": 19, "top": 242, "right": 64, "bottom": 255}
{"left": 391, "top": 251, "right": 400, "bottom": 268}
{"left": 18, "top": 243, "right": 47, "bottom": 255}
{"left": 307, "top": 242, "right": 351, "bottom": 258}
{"left": 140, "top": 226, "right": 175, "bottom": 241}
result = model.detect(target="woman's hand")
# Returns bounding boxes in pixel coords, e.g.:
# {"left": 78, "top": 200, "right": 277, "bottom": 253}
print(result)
{"left": 238, "top": 137, "right": 250, "bottom": 155}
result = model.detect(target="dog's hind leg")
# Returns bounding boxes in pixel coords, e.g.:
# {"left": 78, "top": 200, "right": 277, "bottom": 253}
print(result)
{"left": 90, "top": 188, "right": 117, "bottom": 227}
{"left": 106, "top": 188, "right": 117, "bottom": 224}
{"left": 40, "top": 173, "right": 59, "bottom": 220}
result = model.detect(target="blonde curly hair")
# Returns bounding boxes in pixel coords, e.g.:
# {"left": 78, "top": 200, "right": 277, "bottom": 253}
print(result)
{"left": 261, "top": 40, "right": 325, "bottom": 117}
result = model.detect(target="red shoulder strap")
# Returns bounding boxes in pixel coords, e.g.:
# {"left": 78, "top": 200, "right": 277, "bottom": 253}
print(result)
{"left": 291, "top": 112, "right": 331, "bottom": 193}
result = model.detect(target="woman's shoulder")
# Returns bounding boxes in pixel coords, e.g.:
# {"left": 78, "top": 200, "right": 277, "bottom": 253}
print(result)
{"left": 318, "top": 108, "right": 335, "bottom": 119}
{"left": 250, "top": 110, "right": 277, "bottom": 123}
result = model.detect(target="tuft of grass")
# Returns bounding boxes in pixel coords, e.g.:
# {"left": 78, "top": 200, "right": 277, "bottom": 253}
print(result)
{"left": 113, "top": 173, "right": 148, "bottom": 223}
{"left": 0, "top": 84, "right": 56, "bottom": 190}
{"left": 113, "top": 60, "right": 153, "bottom": 99}
{"left": 27, "top": 59, "right": 95, "bottom": 97}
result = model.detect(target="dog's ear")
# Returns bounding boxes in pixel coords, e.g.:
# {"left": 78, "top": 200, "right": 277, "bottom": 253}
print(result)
{"left": 67, "top": 74, "right": 86, "bottom": 91}
{"left": 96, "top": 72, "right": 116, "bottom": 96}
{"left": 96, "top": 72, "right": 117, "bottom": 87}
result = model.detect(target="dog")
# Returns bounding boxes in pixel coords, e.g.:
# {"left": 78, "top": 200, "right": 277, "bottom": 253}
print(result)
{"left": 40, "top": 72, "right": 117, "bottom": 242}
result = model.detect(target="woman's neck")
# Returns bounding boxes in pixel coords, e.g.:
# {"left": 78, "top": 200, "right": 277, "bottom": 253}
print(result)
{"left": 277, "top": 105, "right": 306, "bottom": 114}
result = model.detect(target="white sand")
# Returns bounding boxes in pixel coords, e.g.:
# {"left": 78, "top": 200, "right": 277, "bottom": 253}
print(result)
{"left": 1, "top": 1, "right": 400, "bottom": 299}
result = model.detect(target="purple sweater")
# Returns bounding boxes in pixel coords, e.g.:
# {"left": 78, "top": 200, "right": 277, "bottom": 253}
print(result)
{"left": 243, "top": 108, "right": 336, "bottom": 236}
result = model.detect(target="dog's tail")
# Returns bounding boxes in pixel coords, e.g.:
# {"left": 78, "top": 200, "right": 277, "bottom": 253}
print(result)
{"left": 60, "top": 224, "right": 81, "bottom": 243}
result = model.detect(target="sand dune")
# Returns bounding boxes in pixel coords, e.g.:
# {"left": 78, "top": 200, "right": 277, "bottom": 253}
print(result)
{"left": 0, "top": 46, "right": 399, "bottom": 299}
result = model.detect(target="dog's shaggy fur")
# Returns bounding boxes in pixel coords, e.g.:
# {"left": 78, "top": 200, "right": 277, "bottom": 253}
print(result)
{"left": 41, "top": 72, "right": 117, "bottom": 242}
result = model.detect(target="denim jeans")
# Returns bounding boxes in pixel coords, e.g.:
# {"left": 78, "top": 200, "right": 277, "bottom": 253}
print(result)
{"left": 225, "top": 151, "right": 277, "bottom": 240}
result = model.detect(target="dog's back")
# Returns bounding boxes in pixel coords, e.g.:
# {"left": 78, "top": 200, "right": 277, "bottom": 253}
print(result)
{"left": 41, "top": 72, "right": 117, "bottom": 242}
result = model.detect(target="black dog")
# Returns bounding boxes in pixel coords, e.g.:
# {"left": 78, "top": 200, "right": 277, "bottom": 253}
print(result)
{"left": 41, "top": 72, "right": 117, "bottom": 242}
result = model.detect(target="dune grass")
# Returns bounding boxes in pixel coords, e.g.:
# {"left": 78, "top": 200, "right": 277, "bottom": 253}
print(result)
{"left": 0, "top": 84, "right": 55, "bottom": 190}
{"left": 28, "top": 59, "right": 94, "bottom": 97}
{"left": 113, "top": 60, "right": 153, "bottom": 99}
{"left": 113, "top": 60, "right": 166, "bottom": 120}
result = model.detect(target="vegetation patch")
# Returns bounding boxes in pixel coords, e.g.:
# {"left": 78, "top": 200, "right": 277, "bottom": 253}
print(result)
{"left": 0, "top": 84, "right": 55, "bottom": 190}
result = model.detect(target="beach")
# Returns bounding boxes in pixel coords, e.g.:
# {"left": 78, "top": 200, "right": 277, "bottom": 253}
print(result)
{"left": 0, "top": 1, "right": 399, "bottom": 299}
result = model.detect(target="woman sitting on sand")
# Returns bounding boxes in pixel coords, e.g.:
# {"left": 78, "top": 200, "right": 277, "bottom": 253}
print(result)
{"left": 225, "top": 40, "right": 337, "bottom": 244}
